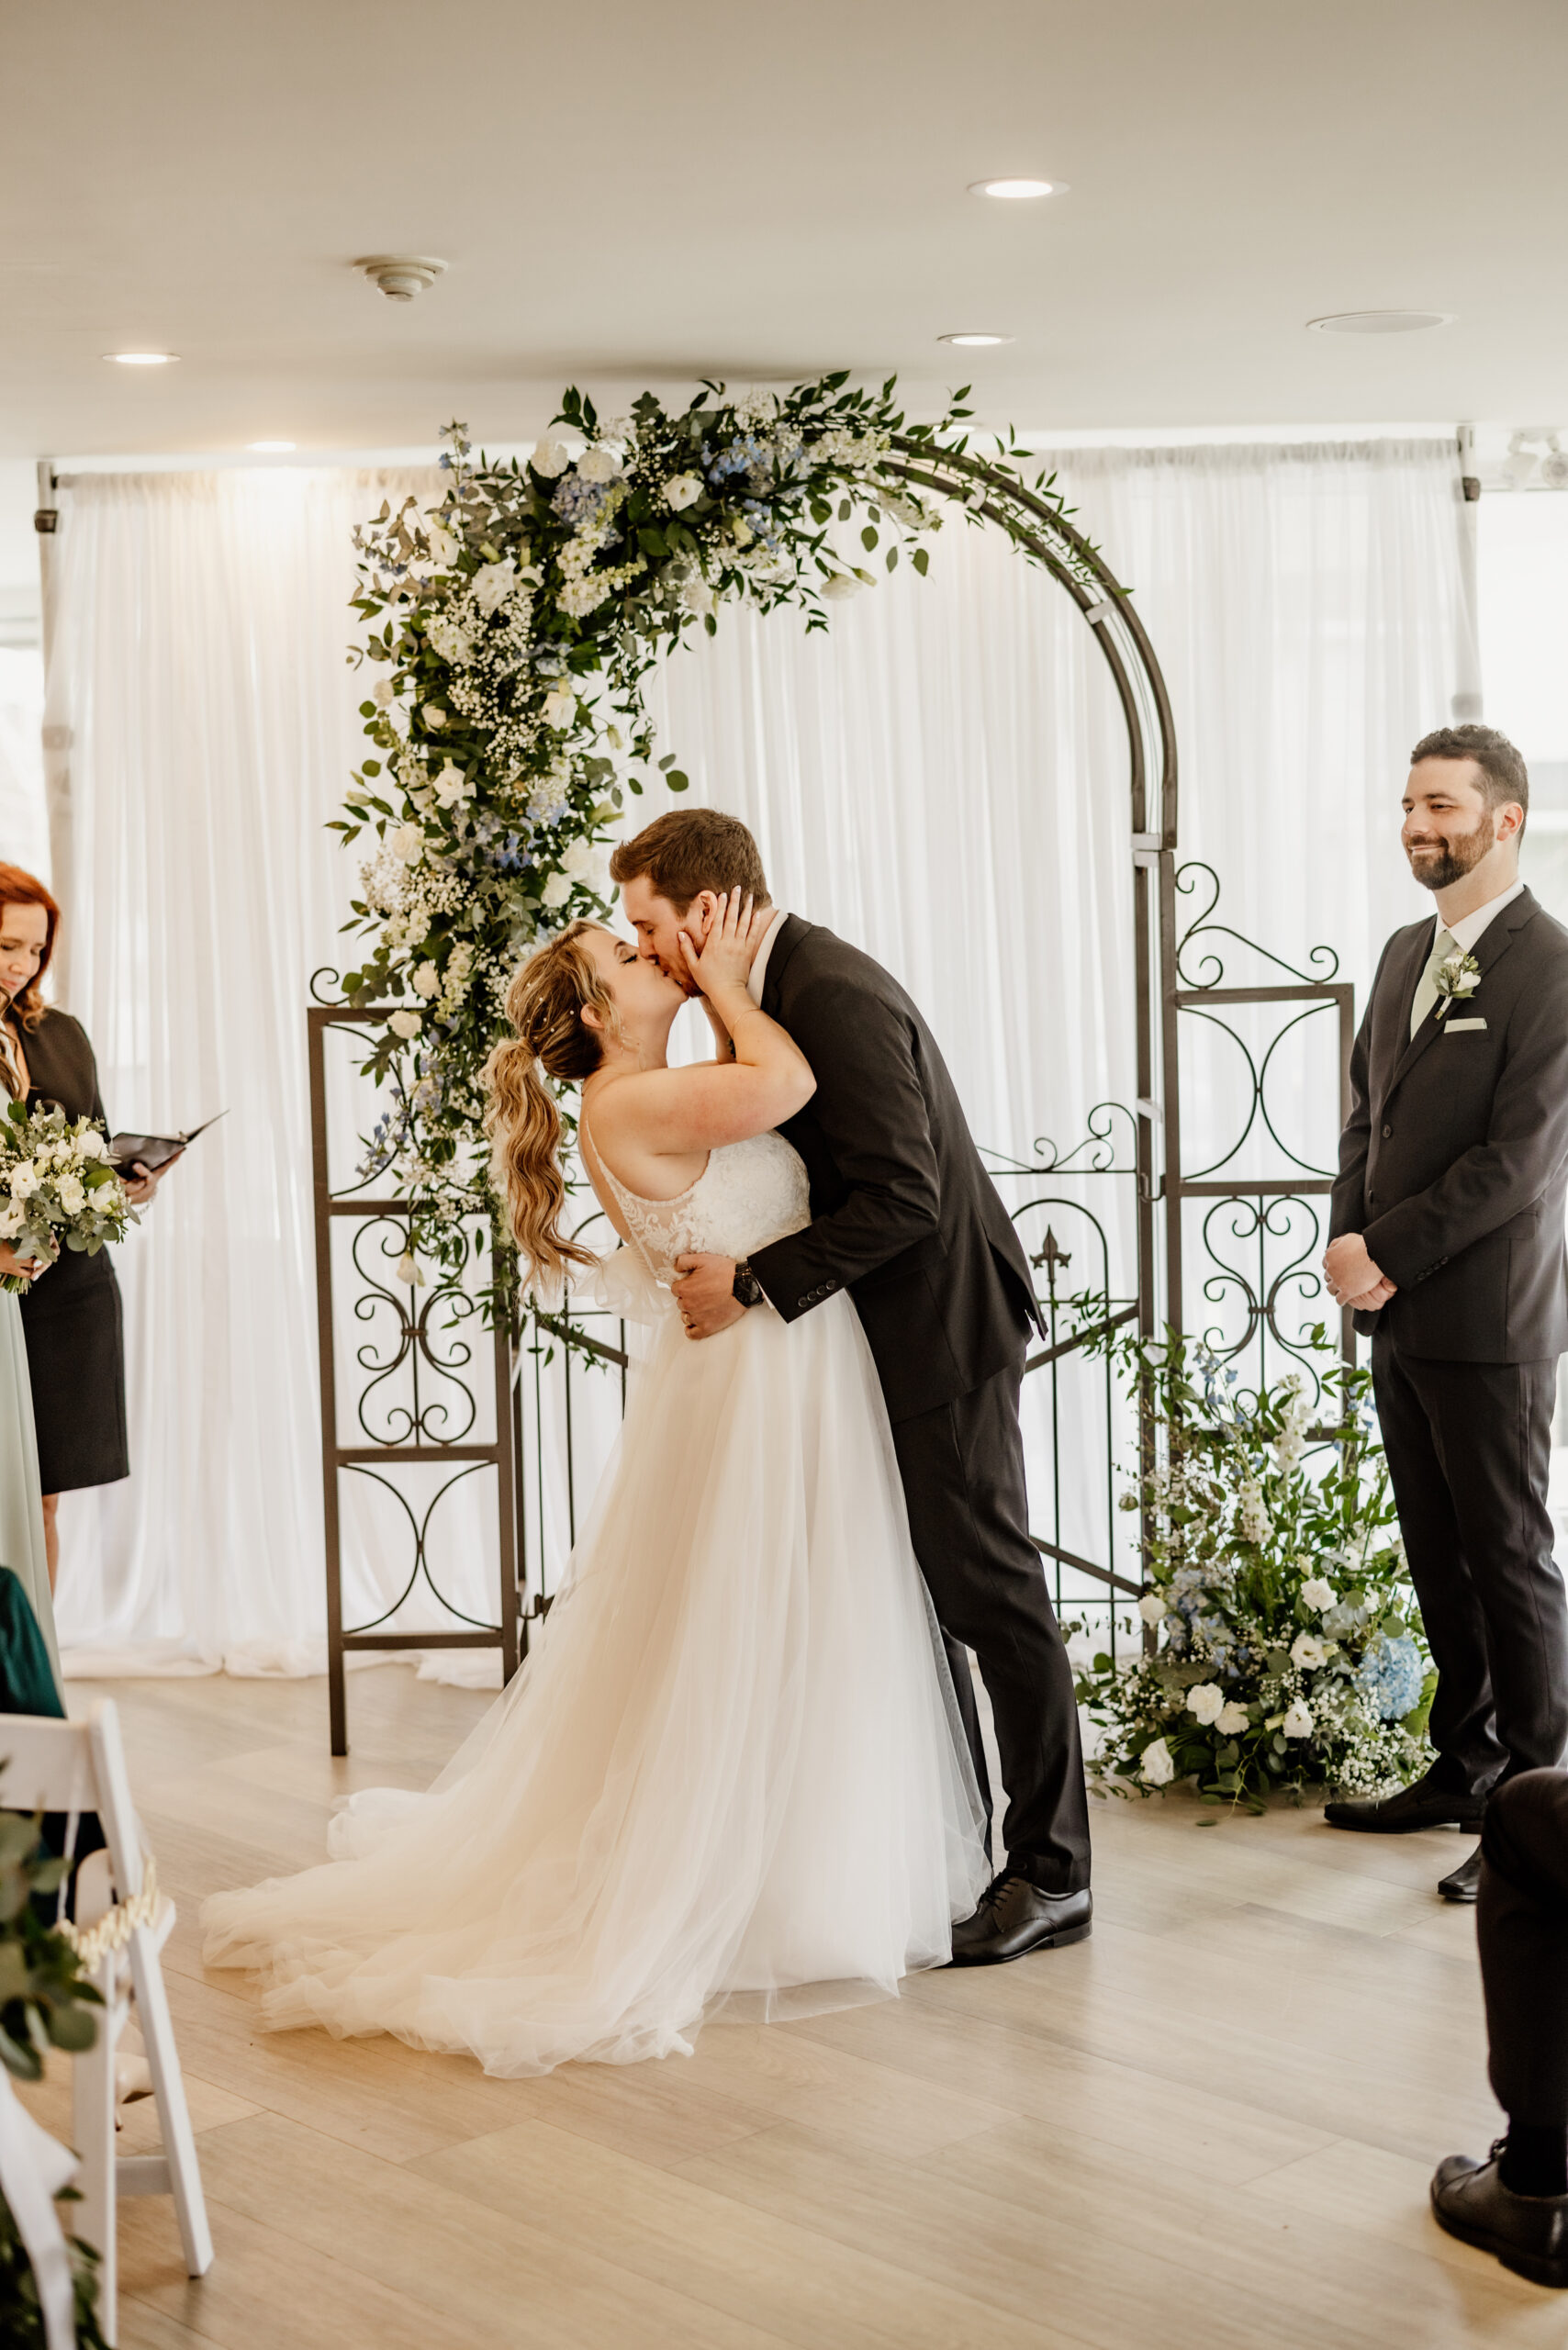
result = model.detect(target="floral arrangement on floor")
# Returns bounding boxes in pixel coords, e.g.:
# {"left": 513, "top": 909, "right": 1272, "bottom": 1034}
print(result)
{"left": 1073, "top": 1322, "right": 1434, "bottom": 1810}
{"left": 329, "top": 375, "right": 1090, "bottom": 1292}
{"left": 0, "top": 1103, "right": 133, "bottom": 1295}
{"left": 0, "top": 1790, "right": 107, "bottom": 2346}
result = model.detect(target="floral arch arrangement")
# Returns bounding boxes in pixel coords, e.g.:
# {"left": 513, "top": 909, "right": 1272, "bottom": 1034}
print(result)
{"left": 330, "top": 372, "right": 1156, "bottom": 1293}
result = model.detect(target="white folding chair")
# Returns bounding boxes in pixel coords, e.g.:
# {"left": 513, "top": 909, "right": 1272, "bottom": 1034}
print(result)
{"left": 4, "top": 1701, "right": 213, "bottom": 2344}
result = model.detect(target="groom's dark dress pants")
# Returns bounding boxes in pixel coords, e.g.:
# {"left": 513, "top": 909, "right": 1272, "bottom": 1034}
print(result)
{"left": 1372, "top": 1332, "right": 1568, "bottom": 1796}
{"left": 1480, "top": 1771, "right": 1568, "bottom": 2130}
{"left": 891, "top": 1356, "right": 1091, "bottom": 1897}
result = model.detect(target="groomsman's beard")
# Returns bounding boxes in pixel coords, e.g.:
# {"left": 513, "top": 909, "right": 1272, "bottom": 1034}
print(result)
{"left": 1406, "top": 810, "right": 1495, "bottom": 892}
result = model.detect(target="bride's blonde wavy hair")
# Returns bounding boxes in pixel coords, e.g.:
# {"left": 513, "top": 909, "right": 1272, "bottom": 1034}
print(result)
{"left": 482, "top": 921, "right": 626, "bottom": 1287}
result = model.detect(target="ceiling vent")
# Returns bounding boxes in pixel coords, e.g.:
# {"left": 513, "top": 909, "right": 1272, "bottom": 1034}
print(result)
{"left": 353, "top": 255, "right": 448, "bottom": 303}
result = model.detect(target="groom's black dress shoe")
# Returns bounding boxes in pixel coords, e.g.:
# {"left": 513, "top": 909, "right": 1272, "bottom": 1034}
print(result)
{"left": 1324, "top": 1778, "right": 1485, "bottom": 1835}
{"left": 1431, "top": 2146, "right": 1568, "bottom": 2288}
{"left": 1439, "top": 1844, "right": 1483, "bottom": 1904}
{"left": 948, "top": 1871, "right": 1092, "bottom": 1966}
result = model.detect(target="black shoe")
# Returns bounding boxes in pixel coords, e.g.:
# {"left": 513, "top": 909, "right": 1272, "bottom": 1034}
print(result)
{"left": 1324, "top": 1777, "right": 1484, "bottom": 1834}
{"left": 1431, "top": 2145, "right": 1568, "bottom": 2287}
{"left": 948, "top": 1871, "right": 1092, "bottom": 1966}
{"left": 1439, "top": 1844, "right": 1483, "bottom": 1903}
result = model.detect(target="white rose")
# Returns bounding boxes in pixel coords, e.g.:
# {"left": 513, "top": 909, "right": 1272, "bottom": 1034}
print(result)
{"left": 664, "top": 474, "right": 702, "bottom": 512}
{"left": 433, "top": 761, "right": 469, "bottom": 809}
{"left": 390, "top": 822, "right": 425, "bottom": 864}
{"left": 77, "top": 1130, "right": 109, "bottom": 1161}
{"left": 820, "top": 573, "right": 861, "bottom": 601}
{"left": 1138, "top": 1738, "right": 1175, "bottom": 1787}
{"left": 56, "top": 1174, "right": 85, "bottom": 1215}
{"left": 1290, "top": 1630, "right": 1328, "bottom": 1671}
{"left": 577, "top": 446, "right": 621, "bottom": 484}
{"left": 542, "top": 685, "right": 577, "bottom": 732}
{"left": 9, "top": 1163, "right": 39, "bottom": 1200}
{"left": 1300, "top": 1576, "right": 1337, "bottom": 1614}
{"left": 1186, "top": 1683, "right": 1226, "bottom": 1726}
{"left": 425, "top": 520, "right": 461, "bottom": 567}
{"left": 422, "top": 703, "right": 447, "bottom": 729}
{"left": 1282, "top": 1700, "right": 1314, "bottom": 1740}
{"left": 540, "top": 871, "right": 573, "bottom": 910}
{"left": 471, "top": 560, "right": 516, "bottom": 617}
{"left": 411, "top": 961, "right": 441, "bottom": 1000}
{"left": 388, "top": 1009, "right": 422, "bottom": 1039}
{"left": 530, "top": 439, "right": 571, "bottom": 479}
{"left": 1216, "top": 1702, "right": 1251, "bottom": 1736}
{"left": 1137, "top": 1592, "right": 1168, "bottom": 1626}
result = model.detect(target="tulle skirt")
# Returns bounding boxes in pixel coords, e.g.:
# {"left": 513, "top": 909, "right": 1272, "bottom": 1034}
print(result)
{"left": 202, "top": 1266, "right": 990, "bottom": 2076}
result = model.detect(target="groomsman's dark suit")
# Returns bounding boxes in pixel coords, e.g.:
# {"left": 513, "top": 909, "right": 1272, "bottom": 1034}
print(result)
{"left": 1330, "top": 887, "right": 1568, "bottom": 1805}
{"left": 747, "top": 915, "right": 1092, "bottom": 1900}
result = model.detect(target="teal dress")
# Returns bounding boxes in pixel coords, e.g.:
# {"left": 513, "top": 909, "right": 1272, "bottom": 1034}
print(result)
{"left": 0, "top": 1288, "right": 60, "bottom": 1698}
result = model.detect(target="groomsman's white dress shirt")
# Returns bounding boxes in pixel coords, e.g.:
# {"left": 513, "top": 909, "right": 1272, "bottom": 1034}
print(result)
{"left": 1437, "top": 877, "right": 1525, "bottom": 958}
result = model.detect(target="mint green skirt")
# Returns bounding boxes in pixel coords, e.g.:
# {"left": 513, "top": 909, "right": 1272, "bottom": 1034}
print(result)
{"left": 0, "top": 1290, "right": 60, "bottom": 1698}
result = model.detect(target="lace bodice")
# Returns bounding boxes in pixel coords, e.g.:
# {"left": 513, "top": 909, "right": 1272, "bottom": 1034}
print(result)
{"left": 586, "top": 1127, "right": 811, "bottom": 1285}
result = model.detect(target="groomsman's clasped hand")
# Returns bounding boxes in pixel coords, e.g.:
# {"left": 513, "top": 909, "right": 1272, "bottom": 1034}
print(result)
{"left": 1322, "top": 1230, "right": 1395, "bottom": 1313}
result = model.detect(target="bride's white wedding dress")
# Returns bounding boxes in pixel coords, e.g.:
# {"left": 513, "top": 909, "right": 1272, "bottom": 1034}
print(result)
{"left": 202, "top": 1128, "right": 989, "bottom": 2076}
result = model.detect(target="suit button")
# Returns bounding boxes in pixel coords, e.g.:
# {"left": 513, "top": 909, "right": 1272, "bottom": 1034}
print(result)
{"left": 1381, "top": 1124, "right": 1393, "bottom": 1139}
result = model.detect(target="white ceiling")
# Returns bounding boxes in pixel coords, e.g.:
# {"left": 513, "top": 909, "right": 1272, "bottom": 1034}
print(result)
{"left": 3, "top": 0, "right": 1567, "bottom": 460}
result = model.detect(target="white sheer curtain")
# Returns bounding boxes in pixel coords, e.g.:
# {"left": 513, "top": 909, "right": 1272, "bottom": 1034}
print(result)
{"left": 36, "top": 436, "right": 1469, "bottom": 1671}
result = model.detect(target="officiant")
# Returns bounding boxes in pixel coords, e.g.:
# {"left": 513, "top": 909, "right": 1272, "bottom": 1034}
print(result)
{"left": 0, "top": 864, "right": 174, "bottom": 1593}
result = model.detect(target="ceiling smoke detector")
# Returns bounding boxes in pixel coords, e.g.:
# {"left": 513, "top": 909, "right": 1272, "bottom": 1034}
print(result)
{"left": 353, "top": 255, "right": 448, "bottom": 303}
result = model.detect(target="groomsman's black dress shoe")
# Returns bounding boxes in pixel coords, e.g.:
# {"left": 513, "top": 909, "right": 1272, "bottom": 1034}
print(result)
{"left": 1323, "top": 1777, "right": 1485, "bottom": 1834}
{"left": 948, "top": 1871, "right": 1092, "bottom": 1965}
{"left": 1431, "top": 2146, "right": 1568, "bottom": 2287}
{"left": 1439, "top": 1844, "right": 1483, "bottom": 1903}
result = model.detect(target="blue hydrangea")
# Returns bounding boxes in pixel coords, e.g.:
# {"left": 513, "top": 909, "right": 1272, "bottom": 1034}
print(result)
{"left": 1356, "top": 1634, "right": 1424, "bottom": 1722}
{"left": 551, "top": 473, "right": 612, "bottom": 527}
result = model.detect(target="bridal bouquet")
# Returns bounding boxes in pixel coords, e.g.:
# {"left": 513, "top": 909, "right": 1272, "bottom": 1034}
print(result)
{"left": 1074, "top": 1323, "right": 1434, "bottom": 1810}
{"left": 0, "top": 1099, "right": 134, "bottom": 1293}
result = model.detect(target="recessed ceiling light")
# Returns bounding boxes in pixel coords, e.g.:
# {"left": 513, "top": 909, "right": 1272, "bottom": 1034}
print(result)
{"left": 969, "top": 178, "right": 1066, "bottom": 200}
{"left": 104, "top": 351, "right": 179, "bottom": 365}
{"left": 1307, "top": 310, "right": 1454, "bottom": 335}
{"left": 248, "top": 441, "right": 297, "bottom": 453}
{"left": 939, "top": 332, "right": 1014, "bottom": 347}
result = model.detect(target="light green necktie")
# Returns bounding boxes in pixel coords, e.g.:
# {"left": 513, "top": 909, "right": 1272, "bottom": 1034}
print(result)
{"left": 1410, "top": 926, "right": 1459, "bottom": 1038}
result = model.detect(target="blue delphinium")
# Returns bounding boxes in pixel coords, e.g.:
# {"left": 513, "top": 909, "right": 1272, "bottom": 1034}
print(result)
{"left": 1356, "top": 1633, "right": 1425, "bottom": 1722}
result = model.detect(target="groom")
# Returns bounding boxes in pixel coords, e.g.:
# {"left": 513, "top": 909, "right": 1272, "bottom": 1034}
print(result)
{"left": 610, "top": 809, "right": 1092, "bottom": 1961}
{"left": 1324, "top": 724, "right": 1568, "bottom": 1902}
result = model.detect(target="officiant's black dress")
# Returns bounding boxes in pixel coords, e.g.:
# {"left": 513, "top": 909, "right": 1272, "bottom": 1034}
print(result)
{"left": 10, "top": 1008, "right": 129, "bottom": 1492}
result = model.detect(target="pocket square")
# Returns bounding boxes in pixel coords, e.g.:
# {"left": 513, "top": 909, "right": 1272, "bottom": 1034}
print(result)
{"left": 1445, "top": 1017, "right": 1487, "bottom": 1031}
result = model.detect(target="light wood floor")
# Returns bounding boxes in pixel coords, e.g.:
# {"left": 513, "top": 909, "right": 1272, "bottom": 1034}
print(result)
{"left": 17, "top": 1666, "right": 1562, "bottom": 2348}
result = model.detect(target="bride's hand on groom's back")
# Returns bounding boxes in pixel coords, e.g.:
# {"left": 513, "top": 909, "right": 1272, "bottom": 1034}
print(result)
{"left": 678, "top": 888, "right": 771, "bottom": 1000}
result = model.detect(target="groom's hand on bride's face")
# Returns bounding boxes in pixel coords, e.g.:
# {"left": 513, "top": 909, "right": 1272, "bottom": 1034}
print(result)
{"left": 671, "top": 1253, "right": 745, "bottom": 1339}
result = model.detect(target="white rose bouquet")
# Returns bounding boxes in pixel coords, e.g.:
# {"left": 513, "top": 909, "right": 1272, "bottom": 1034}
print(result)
{"left": 0, "top": 1099, "right": 136, "bottom": 1294}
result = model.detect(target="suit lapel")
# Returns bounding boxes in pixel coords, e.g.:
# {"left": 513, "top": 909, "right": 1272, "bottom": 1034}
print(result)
{"left": 760, "top": 913, "right": 812, "bottom": 1020}
{"left": 1383, "top": 890, "right": 1536, "bottom": 1099}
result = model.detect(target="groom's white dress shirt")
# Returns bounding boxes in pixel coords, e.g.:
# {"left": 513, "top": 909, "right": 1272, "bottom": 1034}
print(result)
{"left": 747, "top": 907, "right": 790, "bottom": 1007}
{"left": 1438, "top": 877, "right": 1525, "bottom": 958}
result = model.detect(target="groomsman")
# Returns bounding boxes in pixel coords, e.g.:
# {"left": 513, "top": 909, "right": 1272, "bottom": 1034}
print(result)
{"left": 1323, "top": 725, "right": 1568, "bottom": 1901}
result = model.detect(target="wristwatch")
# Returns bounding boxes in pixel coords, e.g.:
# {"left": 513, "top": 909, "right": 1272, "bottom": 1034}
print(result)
{"left": 732, "top": 1258, "right": 766, "bottom": 1309}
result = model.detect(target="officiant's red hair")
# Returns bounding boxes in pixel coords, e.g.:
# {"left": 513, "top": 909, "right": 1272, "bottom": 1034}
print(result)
{"left": 0, "top": 864, "right": 60, "bottom": 1029}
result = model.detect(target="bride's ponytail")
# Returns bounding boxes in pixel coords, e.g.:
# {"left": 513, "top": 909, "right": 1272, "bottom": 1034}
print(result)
{"left": 482, "top": 920, "right": 622, "bottom": 1289}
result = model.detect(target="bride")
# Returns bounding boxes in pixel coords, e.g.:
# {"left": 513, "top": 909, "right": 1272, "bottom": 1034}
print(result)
{"left": 203, "top": 889, "right": 989, "bottom": 2076}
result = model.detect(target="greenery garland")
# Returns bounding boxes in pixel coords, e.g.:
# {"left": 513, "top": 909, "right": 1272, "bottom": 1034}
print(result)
{"left": 331, "top": 372, "right": 1089, "bottom": 1293}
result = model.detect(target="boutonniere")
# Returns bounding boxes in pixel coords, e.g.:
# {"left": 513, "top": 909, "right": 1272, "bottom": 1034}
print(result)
{"left": 1433, "top": 949, "right": 1482, "bottom": 1020}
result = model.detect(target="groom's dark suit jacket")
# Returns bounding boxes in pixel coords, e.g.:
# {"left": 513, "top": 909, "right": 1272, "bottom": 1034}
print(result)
{"left": 747, "top": 916, "right": 1042, "bottom": 1422}
{"left": 1330, "top": 887, "right": 1568, "bottom": 1361}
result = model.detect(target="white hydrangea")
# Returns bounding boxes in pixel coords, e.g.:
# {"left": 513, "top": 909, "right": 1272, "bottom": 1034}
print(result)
{"left": 411, "top": 961, "right": 442, "bottom": 1000}
{"left": 577, "top": 447, "right": 621, "bottom": 484}
{"left": 1216, "top": 1702, "right": 1250, "bottom": 1736}
{"left": 1138, "top": 1738, "right": 1175, "bottom": 1786}
{"left": 471, "top": 559, "right": 517, "bottom": 617}
{"left": 1186, "top": 1683, "right": 1226, "bottom": 1726}
{"left": 560, "top": 837, "right": 608, "bottom": 890}
{"left": 540, "top": 871, "right": 573, "bottom": 910}
{"left": 530, "top": 439, "right": 571, "bottom": 479}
